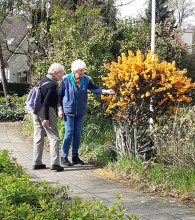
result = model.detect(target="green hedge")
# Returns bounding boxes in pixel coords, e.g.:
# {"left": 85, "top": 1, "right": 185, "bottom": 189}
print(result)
{"left": 0, "top": 83, "right": 30, "bottom": 97}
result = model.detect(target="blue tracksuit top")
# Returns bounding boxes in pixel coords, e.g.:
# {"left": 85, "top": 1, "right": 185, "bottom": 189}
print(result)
{"left": 59, "top": 73, "right": 102, "bottom": 116}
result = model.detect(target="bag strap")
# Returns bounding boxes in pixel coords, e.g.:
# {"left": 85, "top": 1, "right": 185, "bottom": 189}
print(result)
{"left": 39, "top": 81, "right": 51, "bottom": 88}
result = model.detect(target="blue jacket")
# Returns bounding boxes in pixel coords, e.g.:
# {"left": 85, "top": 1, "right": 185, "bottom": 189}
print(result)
{"left": 59, "top": 73, "right": 102, "bottom": 116}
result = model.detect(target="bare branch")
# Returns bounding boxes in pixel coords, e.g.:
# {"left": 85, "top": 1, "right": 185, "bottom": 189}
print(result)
{"left": 114, "top": 0, "right": 136, "bottom": 7}
{"left": 4, "top": 41, "right": 28, "bottom": 56}
{"left": 169, "top": 0, "right": 195, "bottom": 27}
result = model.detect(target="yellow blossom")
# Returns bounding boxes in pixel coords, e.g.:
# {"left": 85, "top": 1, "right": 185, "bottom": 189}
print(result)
{"left": 131, "top": 94, "right": 135, "bottom": 99}
{"left": 145, "top": 92, "right": 150, "bottom": 97}
{"left": 101, "top": 50, "right": 195, "bottom": 118}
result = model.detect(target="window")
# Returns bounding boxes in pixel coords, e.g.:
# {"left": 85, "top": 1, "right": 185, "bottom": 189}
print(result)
{"left": 17, "top": 71, "right": 27, "bottom": 83}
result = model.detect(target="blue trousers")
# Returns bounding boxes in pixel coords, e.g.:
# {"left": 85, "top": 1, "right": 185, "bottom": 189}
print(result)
{"left": 61, "top": 115, "right": 83, "bottom": 158}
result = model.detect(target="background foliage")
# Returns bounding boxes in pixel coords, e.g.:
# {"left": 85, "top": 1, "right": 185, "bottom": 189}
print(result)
{"left": 154, "top": 106, "right": 195, "bottom": 168}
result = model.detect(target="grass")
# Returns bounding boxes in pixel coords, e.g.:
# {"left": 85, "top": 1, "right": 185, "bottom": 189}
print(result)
{"left": 79, "top": 114, "right": 115, "bottom": 166}
{"left": 106, "top": 156, "right": 195, "bottom": 203}
{"left": 154, "top": 106, "right": 195, "bottom": 168}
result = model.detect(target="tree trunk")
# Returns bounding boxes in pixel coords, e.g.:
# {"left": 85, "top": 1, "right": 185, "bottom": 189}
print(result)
{"left": 0, "top": 43, "right": 9, "bottom": 105}
{"left": 114, "top": 120, "right": 135, "bottom": 159}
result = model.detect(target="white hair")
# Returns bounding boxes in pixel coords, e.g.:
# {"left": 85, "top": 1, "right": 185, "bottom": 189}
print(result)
{"left": 71, "top": 59, "right": 86, "bottom": 73}
{"left": 48, "top": 63, "right": 65, "bottom": 74}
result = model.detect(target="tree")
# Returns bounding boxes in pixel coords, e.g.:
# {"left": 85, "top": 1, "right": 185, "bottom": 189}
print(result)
{"left": 0, "top": 46, "right": 8, "bottom": 103}
{"left": 154, "top": 19, "right": 189, "bottom": 68}
{"left": 27, "top": 1, "right": 51, "bottom": 81}
{"left": 0, "top": 0, "right": 36, "bottom": 104}
{"left": 102, "top": 50, "right": 195, "bottom": 159}
{"left": 116, "top": 19, "right": 151, "bottom": 54}
{"left": 33, "top": 1, "right": 116, "bottom": 84}
{"left": 0, "top": 0, "right": 22, "bottom": 105}
{"left": 62, "top": 0, "right": 118, "bottom": 28}
{"left": 116, "top": 18, "right": 189, "bottom": 69}
{"left": 168, "top": 0, "right": 195, "bottom": 27}
{"left": 145, "top": 0, "right": 175, "bottom": 24}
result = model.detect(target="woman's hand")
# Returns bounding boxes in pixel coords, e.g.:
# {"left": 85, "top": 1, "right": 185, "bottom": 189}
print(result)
{"left": 102, "top": 89, "right": 115, "bottom": 95}
{"left": 58, "top": 106, "right": 64, "bottom": 118}
{"left": 42, "top": 120, "right": 50, "bottom": 128}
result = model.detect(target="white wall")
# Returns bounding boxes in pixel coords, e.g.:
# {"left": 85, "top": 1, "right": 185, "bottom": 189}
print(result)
{"left": 6, "top": 36, "right": 30, "bottom": 83}
{"left": 181, "top": 28, "right": 195, "bottom": 54}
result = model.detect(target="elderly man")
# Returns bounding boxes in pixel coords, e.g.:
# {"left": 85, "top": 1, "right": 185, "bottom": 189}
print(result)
{"left": 32, "top": 63, "right": 65, "bottom": 172}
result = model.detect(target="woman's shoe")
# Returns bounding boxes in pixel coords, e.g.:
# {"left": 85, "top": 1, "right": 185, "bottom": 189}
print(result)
{"left": 61, "top": 157, "right": 72, "bottom": 166}
{"left": 72, "top": 156, "right": 85, "bottom": 165}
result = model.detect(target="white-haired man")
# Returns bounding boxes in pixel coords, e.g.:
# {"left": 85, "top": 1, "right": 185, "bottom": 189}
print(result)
{"left": 32, "top": 63, "right": 65, "bottom": 172}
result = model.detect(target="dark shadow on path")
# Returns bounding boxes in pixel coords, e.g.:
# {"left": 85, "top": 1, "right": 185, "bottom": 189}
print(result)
{"left": 61, "top": 164, "right": 98, "bottom": 172}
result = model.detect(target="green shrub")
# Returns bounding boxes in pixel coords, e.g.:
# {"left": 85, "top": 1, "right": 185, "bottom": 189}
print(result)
{"left": 64, "top": 196, "right": 138, "bottom": 220}
{"left": 0, "top": 105, "right": 25, "bottom": 121}
{"left": 0, "top": 150, "right": 138, "bottom": 220}
{"left": 81, "top": 143, "right": 114, "bottom": 166}
{"left": 0, "top": 95, "right": 26, "bottom": 122}
{"left": 0, "top": 96, "right": 5, "bottom": 104}
{"left": 0, "top": 150, "right": 23, "bottom": 175}
{"left": 81, "top": 115, "right": 114, "bottom": 145}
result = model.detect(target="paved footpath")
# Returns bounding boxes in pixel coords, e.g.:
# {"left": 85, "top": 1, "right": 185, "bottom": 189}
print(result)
{"left": 0, "top": 122, "right": 194, "bottom": 220}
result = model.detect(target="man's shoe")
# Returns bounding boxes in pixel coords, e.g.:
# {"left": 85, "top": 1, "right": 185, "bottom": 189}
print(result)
{"left": 32, "top": 164, "right": 46, "bottom": 170}
{"left": 61, "top": 157, "right": 72, "bottom": 167}
{"left": 50, "top": 165, "right": 64, "bottom": 172}
{"left": 72, "top": 156, "right": 85, "bottom": 165}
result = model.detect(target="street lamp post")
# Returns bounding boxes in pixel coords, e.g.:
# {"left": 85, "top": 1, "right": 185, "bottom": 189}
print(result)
{"left": 151, "top": 0, "right": 156, "bottom": 53}
{"left": 45, "top": 0, "right": 51, "bottom": 19}
{"left": 149, "top": 0, "right": 156, "bottom": 130}
{"left": 45, "top": 0, "right": 51, "bottom": 47}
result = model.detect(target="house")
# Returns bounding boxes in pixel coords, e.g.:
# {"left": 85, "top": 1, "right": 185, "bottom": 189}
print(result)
{"left": 181, "top": 26, "right": 195, "bottom": 54}
{"left": 0, "top": 15, "right": 31, "bottom": 83}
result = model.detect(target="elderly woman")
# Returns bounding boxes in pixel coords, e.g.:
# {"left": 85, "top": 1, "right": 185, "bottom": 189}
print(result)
{"left": 58, "top": 59, "right": 114, "bottom": 166}
{"left": 32, "top": 63, "right": 65, "bottom": 172}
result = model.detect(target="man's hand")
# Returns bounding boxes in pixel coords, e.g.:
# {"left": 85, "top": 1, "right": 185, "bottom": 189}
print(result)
{"left": 58, "top": 106, "right": 64, "bottom": 118}
{"left": 42, "top": 120, "right": 50, "bottom": 128}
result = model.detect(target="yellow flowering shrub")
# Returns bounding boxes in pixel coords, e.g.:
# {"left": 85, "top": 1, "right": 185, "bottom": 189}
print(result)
{"left": 102, "top": 50, "right": 195, "bottom": 120}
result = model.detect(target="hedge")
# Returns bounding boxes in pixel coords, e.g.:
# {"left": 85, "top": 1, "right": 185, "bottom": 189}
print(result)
{"left": 0, "top": 82, "right": 30, "bottom": 97}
